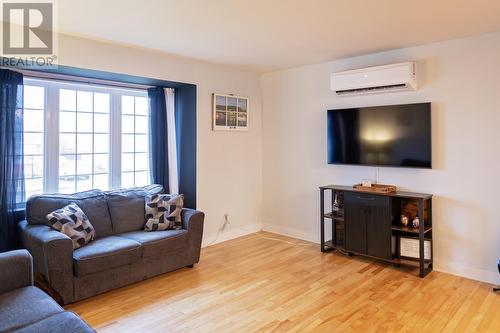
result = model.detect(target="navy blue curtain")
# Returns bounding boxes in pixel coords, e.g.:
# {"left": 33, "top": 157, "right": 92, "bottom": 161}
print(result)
{"left": 0, "top": 69, "right": 24, "bottom": 252}
{"left": 147, "top": 87, "right": 170, "bottom": 193}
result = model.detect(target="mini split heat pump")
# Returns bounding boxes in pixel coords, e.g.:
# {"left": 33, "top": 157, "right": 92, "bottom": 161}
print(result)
{"left": 330, "top": 62, "right": 418, "bottom": 96}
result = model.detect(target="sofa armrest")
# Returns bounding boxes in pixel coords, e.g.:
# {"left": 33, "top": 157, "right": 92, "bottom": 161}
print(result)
{"left": 0, "top": 249, "right": 33, "bottom": 295}
{"left": 182, "top": 209, "right": 204, "bottom": 263}
{"left": 18, "top": 220, "right": 74, "bottom": 304}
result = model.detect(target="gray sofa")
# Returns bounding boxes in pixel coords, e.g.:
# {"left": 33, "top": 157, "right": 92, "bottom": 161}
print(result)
{"left": 0, "top": 250, "right": 94, "bottom": 333}
{"left": 18, "top": 185, "right": 204, "bottom": 305}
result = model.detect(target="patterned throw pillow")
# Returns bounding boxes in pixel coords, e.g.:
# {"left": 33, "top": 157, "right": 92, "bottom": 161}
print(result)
{"left": 144, "top": 194, "right": 184, "bottom": 231}
{"left": 46, "top": 203, "right": 96, "bottom": 249}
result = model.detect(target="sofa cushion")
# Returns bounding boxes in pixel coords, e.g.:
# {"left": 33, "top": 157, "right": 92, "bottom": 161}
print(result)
{"left": 144, "top": 194, "right": 184, "bottom": 231}
{"left": 26, "top": 190, "right": 113, "bottom": 238}
{"left": 119, "top": 229, "right": 188, "bottom": 258}
{"left": 72, "top": 236, "right": 142, "bottom": 276}
{"left": 106, "top": 189, "right": 147, "bottom": 234}
{"left": 0, "top": 286, "right": 63, "bottom": 332}
{"left": 139, "top": 184, "right": 164, "bottom": 196}
{"left": 46, "top": 203, "right": 96, "bottom": 249}
{"left": 106, "top": 184, "right": 164, "bottom": 234}
{"left": 12, "top": 311, "right": 95, "bottom": 333}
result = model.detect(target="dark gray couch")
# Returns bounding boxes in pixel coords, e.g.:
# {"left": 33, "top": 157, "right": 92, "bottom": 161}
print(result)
{"left": 18, "top": 185, "right": 204, "bottom": 305}
{"left": 0, "top": 250, "right": 94, "bottom": 332}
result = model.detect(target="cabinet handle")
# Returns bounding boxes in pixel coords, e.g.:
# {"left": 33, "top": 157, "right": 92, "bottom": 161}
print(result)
{"left": 357, "top": 196, "right": 375, "bottom": 201}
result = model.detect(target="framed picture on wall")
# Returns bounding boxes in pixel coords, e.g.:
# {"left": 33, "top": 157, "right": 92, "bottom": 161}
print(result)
{"left": 212, "top": 93, "right": 249, "bottom": 131}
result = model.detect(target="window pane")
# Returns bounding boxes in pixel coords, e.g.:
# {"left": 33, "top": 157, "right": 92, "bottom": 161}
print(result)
{"left": 25, "top": 178, "right": 43, "bottom": 198}
{"left": 77, "top": 175, "right": 92, "bottom": 192}
{"left": 94, "top": 173, "right": 109, "bottom": 190}
{"left": 135, "top": 171, "right": 148, "bottom": 187}
{"left": 94, "top": 134, "right": 109, "bottom": 153}
{"left": 135, "top": 97, "right": 148, "bottom": 115}
{"left": 77, "top": 112, "right": 93, "bottom": 132}
{"left": 24, "top": 155, "right": 35, "bottom": 178}
{"left": 60, "top": 134, "right": 76, "bottom": 154}
{"left": 32, "top": 155, "right": 44, "bottom": 178}
{"left": 24, "top": 85, "right": 45, "bottom": 109}
{"left": 59, "top": 155, "right": 75, "bottom": 178}
{"left": 94, "top": 93, "right": 110, "bottom": 113}
{"left": 122, "top": 153, "right": 134, "bottom": 172}
{"left": 60, "top": 111, "right": 76, "bottom": 133}
{"left": 24, "top": 109, "right": 44, "bottom": 132}
{"left": 58, "top": 89, "right": 115, "bottom": 192}
{"left": 135, "top": 116, "right": 148, "bottom": 134}
{"left": 24, "top": 155, "right": 44, "bottom": 178}
{"left": 58, "top": 177, "right": 75, "bottom": 194}
{"left": 135, "top": 153, "right": 148, "bottom": 171}
{"left": 122, "top": 134, "right": 134, "bottom": 153}
{"left": 121, "top": 95, "right": 150, "bottom": 188}
{"left": 122, "top": 96, "right": 134, "bottom": 114}
{"left": 94, "top": 154, "right": 109, "bottom": 173}
{"left": 121, "top": 172, "right": 134, "bottom": 188}
{"left": 77, "top": 91, "right": 92, "bottom": 112}
{"left": 94, "top": 113, "right": 109, "bottom": 133}
{"left": 76, "top": 154, "right": 93, "bottom": 175}
{"left": 135, "top": 134, "right": 148, "bottom": 153}
{"left": 122, "top": 115, "right": 134, "bottom": 133}
{"left": 76, "top": 134, "right": 92, "bottom": 153}
{"left": 60, "top": 89, "right": 76, "bottom": 111}
{"left": 24, "top": 133, "right": 44, "bottom": 155}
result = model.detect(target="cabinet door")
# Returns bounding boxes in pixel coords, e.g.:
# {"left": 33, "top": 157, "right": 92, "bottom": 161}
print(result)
{"left": 366, "top": 196, "right": 392, "bottom": 259}
{"left": 344, "top": 192, "right": 367, "bottom": 254}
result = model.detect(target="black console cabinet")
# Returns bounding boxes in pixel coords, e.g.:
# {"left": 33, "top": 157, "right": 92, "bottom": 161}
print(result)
{"left": 345, "top": 192, "right": 392, "bottom": 259}
{"left": 320, "top": 185, "right": 433, "bottom": 277}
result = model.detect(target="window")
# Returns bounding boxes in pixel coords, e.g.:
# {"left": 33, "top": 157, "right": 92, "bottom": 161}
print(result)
{"left": 59, "top": 89, "right": 111, "bottom": 192}
{"left": 22, "top": 78, "right": 150, "bottom": 196}
{"left": 23, "top": 85, "right": 45, "bottom": 198}
{"left": 121, "top": 95, "right": 150, "bottom": 188}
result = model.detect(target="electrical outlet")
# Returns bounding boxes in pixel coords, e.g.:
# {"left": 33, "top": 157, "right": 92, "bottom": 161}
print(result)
{"left": 221, "top": 214, "right": 230, "bottom": 232}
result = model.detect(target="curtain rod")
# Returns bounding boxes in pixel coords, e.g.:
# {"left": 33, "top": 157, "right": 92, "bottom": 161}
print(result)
{"left": 8, "top": 68, "right": 155, "bottom": 92}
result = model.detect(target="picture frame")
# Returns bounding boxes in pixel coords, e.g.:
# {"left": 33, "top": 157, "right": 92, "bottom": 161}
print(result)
{"left": 398, "top": 236, "right": 432, "bottom": 261}
{"left": 212, "top": 93, "right": 249, "bottom": 131}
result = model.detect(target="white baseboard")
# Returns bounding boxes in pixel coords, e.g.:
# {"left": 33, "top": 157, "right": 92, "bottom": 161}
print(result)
{"left": 262, "top": 223, "right": 318, "bottom": 244}
{"left": 433, "top": 260, "right": 500, "bottom": 285}
{"left": 202, "top": 223, "right": 262, "bottom": 248}
{"left": 262, "top": 223, "right": 500, "bottom": 285}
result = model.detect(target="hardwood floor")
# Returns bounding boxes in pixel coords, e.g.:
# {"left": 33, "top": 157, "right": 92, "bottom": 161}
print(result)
{"left": 66, "top": 231, "right": 500, "bottom": 332}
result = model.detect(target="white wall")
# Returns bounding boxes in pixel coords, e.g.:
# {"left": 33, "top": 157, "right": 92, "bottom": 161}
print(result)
{"left": 57, "top": 34, "right": 263, "bottom": 246}
{"left": 56, "top": 31, "right": 500, "bottom": 284}
{"left": 261, "top": 31, "right": 500, "bottom": 284}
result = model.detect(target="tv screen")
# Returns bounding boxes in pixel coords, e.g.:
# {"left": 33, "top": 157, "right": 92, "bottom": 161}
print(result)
{"left": 327, "top": 103, "right": 431, "bottom": 168}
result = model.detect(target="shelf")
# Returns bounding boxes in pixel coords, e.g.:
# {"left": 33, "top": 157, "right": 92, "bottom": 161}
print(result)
{"left": 392, "top": 226, "right": 432, "bottom": 234}
{"left": 334, "top": 248, "right": 433, "bottom": 266}
{"left": 324, "top": 212, "right": 344, "bottom": 221}
{"left": 324, "top": 240, "right": 345, "bottom": 251}
{"left": 393, "top": 257, "right": 433, "bottom": 266}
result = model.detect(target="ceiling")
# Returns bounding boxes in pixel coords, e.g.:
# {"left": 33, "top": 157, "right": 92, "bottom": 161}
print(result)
{"left": 57, "top": 0, "right": 500, "bottom": 73}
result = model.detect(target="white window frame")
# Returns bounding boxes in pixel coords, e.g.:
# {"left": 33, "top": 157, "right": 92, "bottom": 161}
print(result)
{"left": 23, "top": 77, "right": 149, "bottom": 194}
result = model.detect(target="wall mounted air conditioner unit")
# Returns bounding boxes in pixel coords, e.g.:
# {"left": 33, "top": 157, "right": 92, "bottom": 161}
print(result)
{"left": 330, "top": 62, "right": 417, "bottom": 96}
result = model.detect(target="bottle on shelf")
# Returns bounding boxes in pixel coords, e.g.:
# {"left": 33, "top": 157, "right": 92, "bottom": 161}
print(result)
{"left": 333, "top": 192, "right": 343, "bottom": 217}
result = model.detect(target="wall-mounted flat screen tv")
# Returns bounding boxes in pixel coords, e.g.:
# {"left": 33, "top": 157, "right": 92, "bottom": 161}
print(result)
{"left": 327, "top": 103, "right": 431, "bottom": 168}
